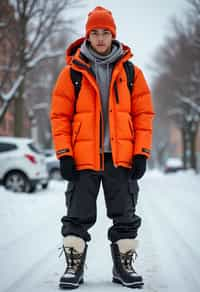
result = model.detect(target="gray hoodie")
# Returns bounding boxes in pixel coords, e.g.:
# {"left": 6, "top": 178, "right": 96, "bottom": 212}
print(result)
{"left": 80, "top": 40, "right": 124, "bottom": 152}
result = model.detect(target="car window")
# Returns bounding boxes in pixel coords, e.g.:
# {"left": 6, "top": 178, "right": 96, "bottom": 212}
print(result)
{"left": 44, "top": 152, "right": 54, "bottom": 157}
{"left": 28, "top": 142, "right": 43, "bottom": 154}
{"left": 0, "top": 142, "right": 17, "bottom": 152}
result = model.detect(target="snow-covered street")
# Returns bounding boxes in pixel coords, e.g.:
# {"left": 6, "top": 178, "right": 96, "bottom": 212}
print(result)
{"left": 0, "top": 170, "right": 200, "bottom": 292}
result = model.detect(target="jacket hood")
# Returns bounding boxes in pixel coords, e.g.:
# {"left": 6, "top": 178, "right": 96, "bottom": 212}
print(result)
{"left": 65, "top": 37, "right": 86, "bottom": 64}
{"left": 66, "top": 37, "right": 133, "bottom": 64}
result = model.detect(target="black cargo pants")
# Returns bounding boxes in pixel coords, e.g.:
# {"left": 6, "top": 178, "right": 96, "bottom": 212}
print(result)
{"left": 61, "top": 153, "right": 141, "bottom": 242}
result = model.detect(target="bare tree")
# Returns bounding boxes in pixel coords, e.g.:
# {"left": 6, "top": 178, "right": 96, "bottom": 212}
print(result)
{"left": 25, "top": 34, "right": 74, "bottom": 148}
{"left": 0, "top": 0, "right": 83, "bottom": 136}
{"left": 151, "top": 1, "right": 200, "bottom": 170}
{"left": 187, "top": 0, "right": 200, "bottom": 48}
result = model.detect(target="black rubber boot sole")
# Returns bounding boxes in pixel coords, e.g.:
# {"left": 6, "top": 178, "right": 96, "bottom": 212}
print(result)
{"left": 113, "top": 276, "right": 144, "bottom": 289}
{"left": 59, "top": 278, "right": 84, "bottom": 289}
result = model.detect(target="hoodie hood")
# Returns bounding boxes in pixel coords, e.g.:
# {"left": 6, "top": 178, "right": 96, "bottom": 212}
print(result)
{"left": 65, "top": 37, "right": 133, "bottom": 65}
{"left": 80, "top": 39, "right": 124, "bottom": 65}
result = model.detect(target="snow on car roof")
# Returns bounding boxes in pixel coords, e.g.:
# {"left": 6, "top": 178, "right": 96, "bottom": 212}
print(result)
{"left": 166, "top": 157, "right": 183, "bottom": 167}
{"left": 0, "top": 136, "right": 33, "bottom": 144}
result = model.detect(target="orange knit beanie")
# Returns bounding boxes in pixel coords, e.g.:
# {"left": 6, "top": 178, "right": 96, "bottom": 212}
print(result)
{"left": 85, "top": 6, "right": 116, "bottom": 38}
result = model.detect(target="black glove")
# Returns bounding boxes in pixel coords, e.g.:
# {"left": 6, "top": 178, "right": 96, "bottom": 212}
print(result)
{"left": 130, "top": 155, "right": 147, "bottom": 180}
{"left": 59, "top": 156, "right": 76, "bottom": 181}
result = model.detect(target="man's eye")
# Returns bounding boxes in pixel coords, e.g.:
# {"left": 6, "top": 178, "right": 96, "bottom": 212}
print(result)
{"left": 103, "top": 31, "right": 111, "bottom": 36}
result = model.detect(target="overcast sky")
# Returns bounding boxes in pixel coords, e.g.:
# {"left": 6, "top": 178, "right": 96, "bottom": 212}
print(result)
{"left": 70, "top": 0, "right": 189, "bottom": 84}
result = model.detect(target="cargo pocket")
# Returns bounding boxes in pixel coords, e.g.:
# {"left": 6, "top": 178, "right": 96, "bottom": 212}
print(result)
{"left": 64, "top": 181, "right": 75, "bottom": 208}
{"left": 128, "top": 178, "right": 139, "bottom": 207}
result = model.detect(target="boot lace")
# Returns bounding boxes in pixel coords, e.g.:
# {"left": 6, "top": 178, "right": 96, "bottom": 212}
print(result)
{"left": 59, "top": 246, "right": 82, "bottom": 274}
{"left": 120, "top": 249, "right": 138, "bottom": 273}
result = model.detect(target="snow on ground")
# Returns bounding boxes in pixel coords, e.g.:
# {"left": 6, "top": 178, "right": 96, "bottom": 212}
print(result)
{"left": 0, "top": 170, "right": 200, "bottom": 292}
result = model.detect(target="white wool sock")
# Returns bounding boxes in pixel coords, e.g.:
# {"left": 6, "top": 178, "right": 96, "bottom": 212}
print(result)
{"left": 63, "top": 236, "right": 85, "bottom": 253}
{"left": 116, "top": 239, "right": 139, "bottom": 253}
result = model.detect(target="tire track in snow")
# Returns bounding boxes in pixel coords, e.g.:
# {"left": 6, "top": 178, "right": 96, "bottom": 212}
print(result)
{"left": 143, "top": 193, "right": 200, "bottom": 292}
{"left": 0, "top": 204, "right": 64, "bottom": 291}
{"left": 137, "top": 198, "right": 169, "bottom": 292}
{"left": 2, "top": 245, "right": 61, "bottom": 292}
{"left": 144, "top": 176, "right": 200, "bottom": 265}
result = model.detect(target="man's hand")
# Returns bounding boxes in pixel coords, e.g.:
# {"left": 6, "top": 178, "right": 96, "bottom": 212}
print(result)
{"left": 59, "top": 156, "right": 76, "bottom": 181}
{"left": 130, "top": 155, "right": 147, "bottom": 180}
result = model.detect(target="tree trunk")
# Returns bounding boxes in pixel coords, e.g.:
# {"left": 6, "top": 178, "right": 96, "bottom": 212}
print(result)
{"left": 190, "top": 125, "right": 198, "bottom": 172}
{"left": 181, "top": 123, "right": 198, "bottom": 171}
{"left": 13, "top": 80, "right": 25, "bottom": 137}
{"left": 182, "top": 128, "right": 188, "bottom": 169}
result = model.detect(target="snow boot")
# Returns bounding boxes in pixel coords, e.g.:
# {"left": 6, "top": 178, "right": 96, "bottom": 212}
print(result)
{"left": 59, "top": 236, "right": 87, "bottom": 289}
{"left": 111, "top": 239, "right": 144, "bottom": 288}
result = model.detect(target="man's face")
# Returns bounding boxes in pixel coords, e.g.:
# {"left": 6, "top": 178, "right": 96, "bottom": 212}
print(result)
{"left": 88, "top": 28, "right": 113, "bottom": 55}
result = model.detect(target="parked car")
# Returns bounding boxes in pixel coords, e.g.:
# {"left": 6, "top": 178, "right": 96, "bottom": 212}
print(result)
{"left": 44, "top": 151, "right": 61, "bottom": 180}
{"left": 0, "top": 137, "right": 49, "bottom": 193}
{"left": 164, "top": 157, "right": 184, "bottom": 173}
{"left": 43, "top": 148, "right": 55, "bottom": 157}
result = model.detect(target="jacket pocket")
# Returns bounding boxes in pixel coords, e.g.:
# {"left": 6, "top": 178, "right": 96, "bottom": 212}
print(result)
{"left": 72, "top": 121, "right": 81, "bottom": 146}
{"left": 128, "top": 117, "right": 134, "bottom": 138}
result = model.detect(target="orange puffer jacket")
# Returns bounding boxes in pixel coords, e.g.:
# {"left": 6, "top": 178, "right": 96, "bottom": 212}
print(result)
{"left": 50, "top": 38, "right": 155, "bottom": 171}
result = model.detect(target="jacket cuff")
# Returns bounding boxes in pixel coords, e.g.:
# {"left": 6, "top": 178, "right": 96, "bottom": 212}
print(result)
{"left": 134, "top": 147, "right": 151, "bottom": 158}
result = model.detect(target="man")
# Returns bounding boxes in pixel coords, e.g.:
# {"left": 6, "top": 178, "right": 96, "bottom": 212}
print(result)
{"left": 50, "top": 6, "right": 154, "bottom": 289}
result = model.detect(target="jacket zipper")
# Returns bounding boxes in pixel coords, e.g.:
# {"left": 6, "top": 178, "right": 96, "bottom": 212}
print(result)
{"left": 114, "top": 81, "right": 119, "bottom": 104}
{"left": 100, "top": 113, "right": 104, "bottom": 170}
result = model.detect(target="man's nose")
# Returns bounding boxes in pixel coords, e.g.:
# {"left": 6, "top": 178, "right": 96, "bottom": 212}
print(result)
{"left": 97, "top": 33, "right": 104, "bottom": 41}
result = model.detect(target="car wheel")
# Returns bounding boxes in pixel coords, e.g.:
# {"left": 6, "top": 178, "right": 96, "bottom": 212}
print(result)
{"left": 4, "top": 171, "right": 32, "bottom": 193}
{"left": 50, "top": 168, "right": 61, "bottom": 180}
{"left": 29, "top": 184, "right": 37, "bottom": 193}
{"left": 41, "top": 182, "right": 48, "bottom": 189}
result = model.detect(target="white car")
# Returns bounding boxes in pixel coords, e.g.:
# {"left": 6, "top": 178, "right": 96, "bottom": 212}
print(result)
{"left": 164, "top": 157, "right": 184, "bottom": 173}
{"left": 43, "top": 149, "right": 61, "bottom": 180}
{"left": 0, "top": 137, "right": 49, "bottom": 193}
